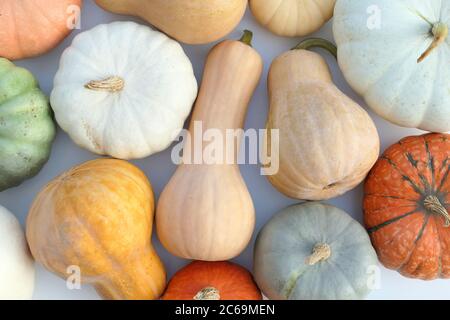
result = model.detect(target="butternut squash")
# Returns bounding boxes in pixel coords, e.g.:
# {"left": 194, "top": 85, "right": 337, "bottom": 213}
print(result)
{"left": 263, "top": 39, "right": 380, "bottom": 200}
{"left": 94, "top": 0, "right": 247, "bottom": 45}
{"left": 26, "top": 159, "right": 166, "bottom": 300}
{"left": 156, "top": 31, "right": 263, "bottom": 261}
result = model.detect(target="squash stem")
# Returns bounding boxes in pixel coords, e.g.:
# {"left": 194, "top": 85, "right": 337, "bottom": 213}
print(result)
{"left": 424, "top": 195, "right": 450, "bottom": 227}
{"left": 305, "top": 243, "right": 331, "bottom": 265}
{"left": 85, "top": 76, "right": 125, "bottom": 92}
{"left": 193, "top": 287, "right": 221, "bottom": 300}
{"left": 292, "top": 38, "right": 337, "bottom": 59}
{"left": 418, "top": 22, "right": 448, "bottom": 63}
{"left": 239, "top": 30, "right": 254, "bottom": 47}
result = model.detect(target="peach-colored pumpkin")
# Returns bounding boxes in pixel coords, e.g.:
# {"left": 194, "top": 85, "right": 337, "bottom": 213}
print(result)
{"left": 0, "top": 0, "right": 82, "bottom": 60}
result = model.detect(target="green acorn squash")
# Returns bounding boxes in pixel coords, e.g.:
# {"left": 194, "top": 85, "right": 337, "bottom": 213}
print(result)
{"left": 0, "top": 58, "right": 55, "bottom": 191}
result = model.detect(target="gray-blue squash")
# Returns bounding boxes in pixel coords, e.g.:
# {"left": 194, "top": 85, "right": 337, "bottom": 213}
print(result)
{"left": 254, "top": 202, "right": 378, "bottom": 300}
{"left": 0, "top": 58, "right": 55, "bottom": 191}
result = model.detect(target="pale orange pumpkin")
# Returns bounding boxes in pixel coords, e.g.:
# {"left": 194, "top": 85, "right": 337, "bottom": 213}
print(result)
{"left": 0, "top": 0, "right": 82, "bottom": 60}
{"left": 26, "top": 159, "right": 166, "bottom": 300}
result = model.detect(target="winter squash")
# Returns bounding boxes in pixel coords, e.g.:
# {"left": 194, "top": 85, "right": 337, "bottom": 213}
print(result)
{"left": 0, "top": 205, "right": 35, "bottom": 299}
{"left": 26, "top": 159, "right": 166, "bottom": 300}
{"left": 254, "top": 202, "right": 378, "bottom": 300}
{"left": 364, "top": 133, "right": 450, "bottom": 280}
{"left": 0, "top": 58, "right": 56, "bottom": 191}
{"left": 250, "top": 0, "right": 335, "bottom": 37}
{"left": 162, "top": 261, "right": 262, "bottom": 300}
{"left": 0, "top": 0, "right": 82, "bottom": 60}
{"left": 334, "top": 0, "right": 450, "bottom": 132}
{"left": 50, "top": 21, "right": 198, "bottom": 160}
{"left": 263, "top": 39, "right": 380, "bottom": 200}
{"left": 156, "top": 31, "right": 262, "bottom": 261}
{"left": 94, "top": 0, "right": 247, "bottom": 45}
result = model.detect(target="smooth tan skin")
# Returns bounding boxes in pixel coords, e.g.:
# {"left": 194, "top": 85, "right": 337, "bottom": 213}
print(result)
{"left": 263, "top": 50, "right": 380, "bottom": 200}
{"left": 250, "top": 0, "right": 335, "bottom": 37}
{"left": 26, "top": 159, "right": 166, "bottom": 300}
{"left": 157, "top": 39, "right": 263, "bottom": 261}
{"left": 95, "top": 0, "right": 247, "bottom": 44}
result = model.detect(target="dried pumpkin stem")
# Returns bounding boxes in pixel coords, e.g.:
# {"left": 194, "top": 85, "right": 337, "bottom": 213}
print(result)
{"left": 193, "top": 287, "right": 221, "bottom": 300}
{"left": 305, "top": 243, "right": 331, "bottom": 266}
{"left": 292, "top": 38, "right": 337, "bottom": 59}
{"left": 418, "top": 22, "right": 448, "bottom": 63}
{"left": 239, "top": 30, "right": 254, "bottom": 47}
{"left": 424, "top": 195, "right": 450, "bottom": 227}
{"left": 85, "top": 76, "right": 125, "bottom": 92}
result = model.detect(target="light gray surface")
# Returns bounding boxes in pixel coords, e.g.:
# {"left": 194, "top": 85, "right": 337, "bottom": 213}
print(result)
{"left": 1, "top": 1, "right": 448, "bottom": 300}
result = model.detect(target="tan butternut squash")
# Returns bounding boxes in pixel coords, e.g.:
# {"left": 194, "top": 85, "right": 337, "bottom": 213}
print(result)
{"left": 94, "top": 0, "right": 247, "bottom": 45}
{"left": 263, "top": 39, "right": 380, "bottom": 200}
{"left": 156, "top": 31, "right": 263, "bottom": 261}
{"left": 26, "top": 159, "right": 166, "bottom": 300}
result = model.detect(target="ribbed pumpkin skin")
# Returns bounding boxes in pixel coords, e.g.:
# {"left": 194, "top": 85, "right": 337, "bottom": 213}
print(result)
{"left": 250, "top": 0, "right": 335, "bottom": 37}
{"left": 0, "top": 0, "right": 82, "bottom": 60}
{"left": 26, "top": 159, "right": 166, "bottom": 300}
{"left": 156, "top": 39, "right": 262, "bottom": 261}
{"left": 162, "top": 261, "right": 262, "bottom": 300}
{"left": 254, "top": 203, "right": 378, "bottom": 300}
{"left": 264, "top": 50, "right": 380, "bottom": 200}
{"left": 0, "top": 58, "right": 55, "bottom": 191}
{"left": 364, "top": 133, "right": 450, "bottom": 280}
{"left": 94, "top": 0, "right": 247, "bottom": 45}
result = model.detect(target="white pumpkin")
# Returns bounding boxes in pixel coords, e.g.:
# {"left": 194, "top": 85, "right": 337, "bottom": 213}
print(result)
{"left": 250, "top": 0, "right": 336, "bottom": 37}
{"left": 0, "top": 205, "right": 35, "bottom": 299}
{"left": 51, "top": 21, "right": 198, "bottom": 159}
{"left": 254, "top": 202, "right": 378, "bottom": 300}
{"left": 334, "top": 0, "right": 450, "bottom": 132}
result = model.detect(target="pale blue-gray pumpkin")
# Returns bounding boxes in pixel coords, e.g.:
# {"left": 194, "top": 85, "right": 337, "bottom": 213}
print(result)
{"left": 0, "top": 58, "right": 55, "bottom": 191}
{"left": 254, "top": 202, "right": 378, "bottom": 300}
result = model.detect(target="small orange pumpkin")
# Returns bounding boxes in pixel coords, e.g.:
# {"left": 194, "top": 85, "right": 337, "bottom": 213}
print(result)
{"left": 162, "top": 261, "right": 262, "bottom": 300}
{"left": 0, "top": 0, "right": 82, "bottom": 60}
{"left": 364, "top": 133, "right": 450, "bottom": 280}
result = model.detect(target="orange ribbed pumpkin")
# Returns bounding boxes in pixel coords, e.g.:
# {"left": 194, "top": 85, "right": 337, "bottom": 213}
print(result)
{"left": 364, "top": 133, "right": 450, "bottom": 280}
{"left": 0, "top": 0, "right": 82, "bottom": 60}
{"left": 162, "top": 261, "right": 262, "bottom": 300}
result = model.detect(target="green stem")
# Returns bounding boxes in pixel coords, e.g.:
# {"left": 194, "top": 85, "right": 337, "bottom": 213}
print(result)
{"left": 292, "top": 38, "right": 337, "bottom": 59}
{"left": 239, "top": 30, "right": 253, "bottom": 47}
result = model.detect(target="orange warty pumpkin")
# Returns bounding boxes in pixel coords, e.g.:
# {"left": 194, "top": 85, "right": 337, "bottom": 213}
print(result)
{"left": 0, "top": 0, "right": 82, "bottom": 60}
{"left": 364, "top": 133, "right": 450, "bottom": 280}
{"left": 162, "top": 261, "right": 262, "bottom": 300}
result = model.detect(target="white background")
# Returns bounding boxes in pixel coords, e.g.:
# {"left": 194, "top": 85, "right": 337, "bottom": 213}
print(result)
{"left": 1, "top": 1, "right": 449, "bottom": 300}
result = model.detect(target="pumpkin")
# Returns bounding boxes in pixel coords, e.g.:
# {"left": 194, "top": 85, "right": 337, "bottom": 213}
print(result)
{"left": 0, "top": 205, "right": 35, "bottom": 299}
{"left": 250, "top": 0, "right": 336, "bottom": 37}
{"left": 364, "top": 133, "right": 450, "bottom": 280}
{"left": 50, "top": 21, "right": 198, "bottom": 160}
{"left": 254, "top": 202, "right": 378, "bottom": 300}
{"left": 94, "top": 0, "right": 247, "bottom": 45}
{"left": 162, "top": 261, "right": 262, "bottom": 300}
{"left": 26, "top": 159, "right": 166, "bottom": 300}
{"left": 0, "top": 58, "right": 56, "bottom": 191}
{"left": 334, "top": 0, "right": 450, "bottom": 132}
{"left": 263, "top": 39, "right": 380, "bottom": 200}
{"left": 156, "top": 31, "right": 262, "bottom": 261}
{"left": 0, "top": 0, "right": 82, "bottom": 60}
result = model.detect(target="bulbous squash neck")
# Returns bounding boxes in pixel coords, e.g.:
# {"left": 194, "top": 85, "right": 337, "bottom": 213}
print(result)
{"left": 188, "top": 35, "right": 262, "bottom": 131}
